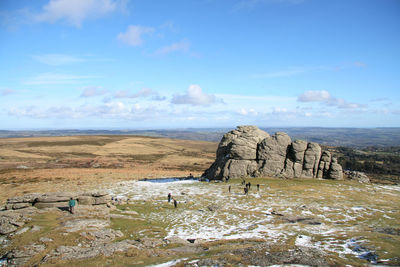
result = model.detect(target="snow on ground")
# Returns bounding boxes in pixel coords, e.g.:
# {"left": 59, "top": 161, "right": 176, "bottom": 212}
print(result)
{"left": 109, "top": 179, "right": 400, "bottom": 259}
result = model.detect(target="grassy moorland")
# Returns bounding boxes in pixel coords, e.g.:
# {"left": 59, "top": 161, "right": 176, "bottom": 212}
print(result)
{"left": 1, "top": 135, "right": 400, "bottom": 266}
{"left": 0, "top": 135, "right": 217, "bottom": 204}
{"left": 2, "top": 178, "right": 399, "bottom": 266}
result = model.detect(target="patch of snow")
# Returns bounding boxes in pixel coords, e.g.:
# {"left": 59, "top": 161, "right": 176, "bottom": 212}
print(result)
{"left": 149, "top": 258, "right": 188, "bottom": 267}
{"left": 295, "top": 235, "right": 313, "bottom": 247}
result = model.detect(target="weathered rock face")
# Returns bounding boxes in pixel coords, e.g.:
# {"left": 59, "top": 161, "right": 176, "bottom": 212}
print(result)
{"left": 5, "top": 191, "right": 112, "bottom": 211}
{"left": 203, "top": 125, "right": 343, "bottom": 180}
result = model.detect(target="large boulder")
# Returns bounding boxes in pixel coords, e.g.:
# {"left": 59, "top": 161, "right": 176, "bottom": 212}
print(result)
{"left": 202, "top": 125, "right": 344, "bottom": 181}
{"left": 317, "top": 151, "right": 331, "bottom": 178}
{"left": 203, "top": 126, "right": 269, "bottom": 180}
{"left": 302, "top": 143, "right": 322, "bottom": 178}
{"left": 218, "top": 125, "right": 270, "bottom": 160}
{"left": 258, "top": 132, "right": 292, "bottom": 176}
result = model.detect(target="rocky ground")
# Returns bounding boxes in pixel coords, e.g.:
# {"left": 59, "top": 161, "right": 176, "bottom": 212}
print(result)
{"left": 1, "top": 178, "right": 399, "bottom": 266}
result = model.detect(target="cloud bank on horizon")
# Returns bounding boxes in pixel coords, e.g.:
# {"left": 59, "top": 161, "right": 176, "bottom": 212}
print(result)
{"left": 0, "top": 0, "right": 399, "bottom": 129}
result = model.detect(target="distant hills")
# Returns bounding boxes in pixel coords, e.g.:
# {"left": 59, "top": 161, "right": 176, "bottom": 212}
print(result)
{"left": 1, "top": 127, "right": 400, "bottom": 148}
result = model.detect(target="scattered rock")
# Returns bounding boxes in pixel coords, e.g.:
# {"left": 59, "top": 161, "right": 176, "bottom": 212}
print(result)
{"left": 6, "top": 243, "right": 45, "bottom": 266}
{"left": 165, "top": 236, "right": 191, "bottom": 245}
{"left": 36, "top": 192, "right": 73, "bottom": 203}
{"left": 283, "top": 216, "right": 322, "bottom": 225}
{"left": 44, "top": 240, "right": 136, "bottom": 262}
{"left": 39, "top": 237, "right": 53, "bottom": 243}
{"left": 6, "top": 203, "right": 32, "bottom": 210}
{"left": 207, "top": 204, "right": 220, "bottom": 212}
{"left": 15, "top": 227, "right": 30, "bottom": 235}
{"left": 345, "top": 171, "right": 370, "bottom": 183}
{"left": 34, "top": 201, "right": 69, "bottom": 209}
{"left": 0, "top": 209, "right": 34, "bottom": 235}
{"left": 374, "top": 227, "right": 400, "bottom": 236}
{"left": 80, "top": 229, "right": 123, "bottom": 246}
{"left": 94, "top": 195, "right": 111, "bottom": 205}
{"left": 31, "top": 225, "right": 41, "bottom": 232}
{"left": 62, "top": 219, "right": 109, "bottom": 233}
{"left": 77, "top": 196, "right": 95, "bottom": 205}
{"left": 138, "top": 237, "right": 166, "bottom": 248}
{"left": 91, "top": 190, "right": 109, "bottom": 197}
{"left": 7, "top": 194, "right": 41, "bottom": 204}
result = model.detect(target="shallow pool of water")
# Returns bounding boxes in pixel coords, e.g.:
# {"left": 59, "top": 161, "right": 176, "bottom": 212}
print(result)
{"left": 139, "top": 177, "right": 198, "bottom": 183}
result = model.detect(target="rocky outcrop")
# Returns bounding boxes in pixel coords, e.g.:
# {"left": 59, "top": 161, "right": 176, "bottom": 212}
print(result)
{"left": 5, "top": 191, "right": 111, "bottom": 210}
{"left": 203, "top": 126, "right": 343, "bottom": 180}
{"left": 345, "top": 171, "right": 370, "bottom": 183}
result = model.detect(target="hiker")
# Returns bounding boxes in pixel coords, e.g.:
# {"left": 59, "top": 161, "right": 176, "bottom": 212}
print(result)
{"left": 69, "top": 197, "right": 76, "bottom": 214}
{"left": 228, "top": 185, "right": 231, "bottom": 193}
{"left": 248, "top": 182, "right": 251, "bottom": 189}
{"left": 257, "top": 184, "right": 260, "bottom": 191}
{"left": 168, "top": 193, "right": 172, "bottom": 203}
{"left": 244, "top": 187, "right": 248, "bottom": 195}
{"left": 173, "top": 198, "right": 177, "bottom": 208}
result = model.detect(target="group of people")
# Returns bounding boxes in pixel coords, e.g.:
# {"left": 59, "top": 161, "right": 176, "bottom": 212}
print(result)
{"left": 228, "top": 180, "right": 261, "bottom": 195}
{"left": 167, "top": 193, "right": 178, "bottom": 208}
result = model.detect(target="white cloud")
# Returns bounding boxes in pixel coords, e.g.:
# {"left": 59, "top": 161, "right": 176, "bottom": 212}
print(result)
{"left": 238, "top": 108, "right": 258, "bottom": 116}
{"left": 25, "top": 73, "right": 95, "bottom": 85}
{"left": 35, "top": 0, "right": 124, "bottom": 27}
{"left": 114, "top": 88, "right": 161, "bottom": 99}
{"left": 33, "top": 54, "right": 85, "bottom": 65}
{"left": 80, "top": 86, "right": 106, "bottom": 97}
{"left": 297, "top": 90, "right": 331, "bottom": 102}
{"left": 160, "top": 21, "right": 176, "bottom": 32}
{"left": 8, "top": 102, "right": 165, "bottom": 121}
{"left": 354, "top": 61, "right": 367, "bottom": 67}
{"left": 1, "top": 88, "right": 17, "bottom": 96}
{"left": 117, "top": 25, "right": 154, "bottom": 46}
{"left": 298, "top": 90, "right": 366, "bottom": 109}
{"left": 171, "top": 85, "right": 223, "bottom": 106}
{"left": 155, "top": 40, "right": 190, "bottom": 55}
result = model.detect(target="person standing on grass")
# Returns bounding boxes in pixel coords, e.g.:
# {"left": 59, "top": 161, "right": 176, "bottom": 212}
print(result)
{"left": 173, "top": 198, "right": 177, "bottom": 208}
{"left": 168, "top": 193, "right": 172, "bottom": 203}
{"left": 69, "top": 197, "right": 76, "bottom": 214}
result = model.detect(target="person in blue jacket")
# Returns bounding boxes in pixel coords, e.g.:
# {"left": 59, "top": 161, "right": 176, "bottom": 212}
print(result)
{"left": 69, "top": 197, "right": 76, "bottom": 214}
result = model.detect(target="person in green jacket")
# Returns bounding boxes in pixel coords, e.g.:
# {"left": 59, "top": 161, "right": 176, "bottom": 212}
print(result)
{"left": 69, "top": 197, "right": 76, "bottom": 214}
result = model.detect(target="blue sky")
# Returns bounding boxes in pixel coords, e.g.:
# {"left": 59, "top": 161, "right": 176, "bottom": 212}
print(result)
{"left": 1, "top": 0, "right": 399, "bottom": 129}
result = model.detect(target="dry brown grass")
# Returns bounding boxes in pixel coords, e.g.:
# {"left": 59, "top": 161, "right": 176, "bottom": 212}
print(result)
{"left": 0, "top": 135, "right": 217, "bottom": 204}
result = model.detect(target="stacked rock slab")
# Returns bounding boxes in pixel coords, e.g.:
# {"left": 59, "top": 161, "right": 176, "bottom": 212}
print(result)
{"left": 5, "top": 191, "right": 111, "bottom": 210}
{"left": 202, "top": 125, "right": 343, "bottom": 180}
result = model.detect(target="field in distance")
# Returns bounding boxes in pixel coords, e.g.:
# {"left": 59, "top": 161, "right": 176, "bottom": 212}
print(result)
{"left": 0, "top": 135, "right": 217, "bottom": 203}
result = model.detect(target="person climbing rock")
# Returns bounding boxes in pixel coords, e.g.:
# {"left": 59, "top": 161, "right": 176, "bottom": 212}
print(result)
{"left": 69, "top": 197, "right": 76, "bottom": 214}
{"left": 168, "top": 193, "right": 172, "bottom": 203}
